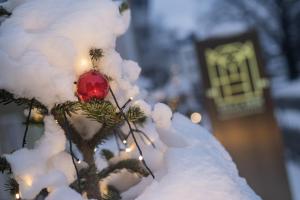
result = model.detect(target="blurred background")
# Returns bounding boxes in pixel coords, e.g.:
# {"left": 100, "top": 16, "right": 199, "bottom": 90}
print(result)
{"left": 118, "top": 0, "right": 300, "bottom": 199}
{"left": 1, "top": 0, "right": 300, "bottom": 199}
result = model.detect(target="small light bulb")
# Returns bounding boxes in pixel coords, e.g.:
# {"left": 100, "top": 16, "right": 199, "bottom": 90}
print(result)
{"left": 94, "top": 148, "right": 97, "bottom": 152}
{"left": 125, "top": 148, "right": 131, "bottom": 153}
{"left": 77, "top": 160, "right": 81, "bottom": 164}
{"left": 138, "top": 155, "right": 143, "bottom": 161}
{"left": 122, "top": 140, "right": 127, "bottom": 144}
{"left": 80, "top": 59, "right": 88, "bottom": 67}
{"left": 129, "top": 97, "right": 134, "bottom": 100}
{"left": 15, "top": 193, "right": 20, "bottom": 199}
{"left": 190, "top": 112, "right": 202, "bottom": 124}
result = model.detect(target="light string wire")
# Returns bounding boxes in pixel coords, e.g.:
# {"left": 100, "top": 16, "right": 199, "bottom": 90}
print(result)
{"left": 22, "top": 99, "right": 34, "bottom": 147}
{"left": 109, "top": 87, "right": 155, "bottom": 178}
{"left": 63, "top": 112, "right": 82, "bottom": 193}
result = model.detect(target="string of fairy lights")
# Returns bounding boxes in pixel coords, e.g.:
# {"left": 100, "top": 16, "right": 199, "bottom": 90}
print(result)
{"left": 9, "top": 96, "right": 155, "bottom": 199}
{"left": 2, "top": 49, "right": 203, "bottom": 199}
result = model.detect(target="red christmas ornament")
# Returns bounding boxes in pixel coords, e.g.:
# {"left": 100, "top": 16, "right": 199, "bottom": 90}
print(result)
{"left": 76, "top": 70, "right": 109, "bottom": 102}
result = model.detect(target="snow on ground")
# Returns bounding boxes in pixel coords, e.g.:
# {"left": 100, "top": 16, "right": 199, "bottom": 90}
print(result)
{"left": 123, "top": 113, "right": 261, "bottom": 200}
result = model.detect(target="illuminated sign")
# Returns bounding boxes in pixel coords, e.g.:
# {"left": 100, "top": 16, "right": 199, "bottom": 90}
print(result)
{"left": 195, "top": 31, "right": 292, "bottom": 200}
{"left": 204, "top": 40, "right": 269, "bottom": 119}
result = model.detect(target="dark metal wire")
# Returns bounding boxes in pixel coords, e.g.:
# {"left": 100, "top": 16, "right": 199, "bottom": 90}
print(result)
{"left": 109, "top": 87, "right": 155, "bottom": 178}
{"left": 63, "top": 112, "right": 82, "bottom": 192}
{"left": 22, "top": 99, "right": 34, "bottom": 147}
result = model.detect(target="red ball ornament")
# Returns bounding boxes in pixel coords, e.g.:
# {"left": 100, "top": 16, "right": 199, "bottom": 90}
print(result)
{"left": 76, "top": 70, "right": 109, "bottom": 102}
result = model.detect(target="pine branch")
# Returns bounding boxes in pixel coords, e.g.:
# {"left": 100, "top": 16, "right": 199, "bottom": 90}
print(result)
{"left": 4, "top": 178, "right": 19, "bottom": 195}
{"left": 80, "top": 100, "right": 122, "bottom": 127}
{"left": 0, "top": 157, "right": 11, "bottom": 174}
{"left": 119, "top": 1, "right": 129, "bottom": 13}
{"left": 101, "top": 149, "right": 115, "bottom": 161}
{"left": 34, "top": 188, "right": 49, "bottom": 200}
{"left": 126, "top": 106, "right": 147, "bottom": 124}
{"left": 102, "top": 185, "right": 121, "bottom": 200}
{"left": 109, "top": 88, "right": 154, "bottom": 178}
{"left": 98, "top": 159, "right": 149, "bottom": 180}
{"left": 0, "top": 89, "right": 47, "bottom": 112}
{"left": 51, "top": 101, "right": 80, "bottom": 118}
{"left": 0, "top": 6, "right": 11, "bottom": 16}
{"left": 89, "top": 48, "right": 103, "bottom": 61}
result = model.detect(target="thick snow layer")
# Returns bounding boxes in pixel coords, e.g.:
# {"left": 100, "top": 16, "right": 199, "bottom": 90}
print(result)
{"left": 0, "top": 0, "right": 130, "bottom": 107}
{"left": 152, "top": 103, "right": 172, "bottom": 129}
{"left": 46, "top": 186, "right": 83, "bottom": 200}
{"left": 123, "top": 113, "right": 261, "bottom": 200}
{"left": 5, "top": 116, "right": 75, "bottom": 199}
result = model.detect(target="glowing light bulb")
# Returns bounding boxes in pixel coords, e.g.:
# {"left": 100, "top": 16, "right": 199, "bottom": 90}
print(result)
{"left": 122, "top": 140, "right": 127, "bottom": 144}
{"left": 15, "top": 193, "right": 20, "bottom": 199}
{"left": 23, "top": 175, "right": 33, "bottom": 186}
{"left": 190, "top": 112, "right": 202, "bottom": 124}
{"left": 129, "top": 97, "right": 134, "bottom": 100}
{"left": 125, "top": 148, "right": 131, "bottom": 153}
{"left": 94, "top": 148, "right": 97, "bottom": 153}
{"left": 80, "top": 59, "right": 88, "bottom": 67}
{"left": 77, "top": 160, "right": 81, "bottom": 164}
{"left": 138, "top": 155, "right": 143, "bottom": 161}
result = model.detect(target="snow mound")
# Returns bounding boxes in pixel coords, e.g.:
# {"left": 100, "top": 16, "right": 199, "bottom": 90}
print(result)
{"left": 0, "top": 0, "right": 130, "bottom": 107}
{"left": 5, "top": 116, "right": 75, "bottom": 199}
{"left": 124, "top": 114, "right": 261, "bottom": 200}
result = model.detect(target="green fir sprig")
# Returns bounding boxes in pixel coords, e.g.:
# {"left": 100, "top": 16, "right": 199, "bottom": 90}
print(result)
{"left": 0, "top": 157, "right": 11, "bottom": 174}
{"left": 98, "top": 159, "right": 149, "bottom": 180}
{"left": 101, "top": 149, "right": 115, "bottom": 161}
{"left": 119, "top": 1, "right": 129, "bottom": 13}
{"left": 4, "top": 178, "right": 19, "bottom": 195}
{"left": 102, "top": 185, "right": 121, "bottom": 200}
{"left": 89, "top": 48, "right": 104, "bottom": 61}
{"left": 0, "top": 89, "right": 47, "bottom": 112}
{"left": 0, "top": 6, "right": 11, "bottom": 17}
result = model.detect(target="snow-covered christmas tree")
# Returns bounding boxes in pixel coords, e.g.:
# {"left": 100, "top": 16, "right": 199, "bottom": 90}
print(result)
{"left": 0, "top": 0, "right": 262, "bottom": 199}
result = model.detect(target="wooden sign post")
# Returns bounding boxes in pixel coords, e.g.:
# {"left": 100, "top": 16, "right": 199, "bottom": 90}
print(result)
{"left": 196, "top": 31, "right": 292, "bottom": 200}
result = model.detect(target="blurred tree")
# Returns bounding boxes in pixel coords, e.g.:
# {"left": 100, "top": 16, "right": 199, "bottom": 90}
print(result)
{"left": 223, "top": 0, "right": 300, "bottom": 80}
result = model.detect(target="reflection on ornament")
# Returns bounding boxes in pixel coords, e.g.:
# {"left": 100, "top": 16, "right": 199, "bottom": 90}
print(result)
{"left": 76, "top": 70, "right": 109, "bottom": 102}
{"left": 190, "top": 112, "right": 202, "bottom": 124}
